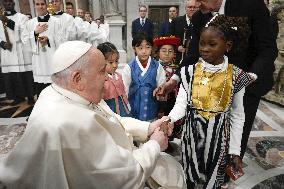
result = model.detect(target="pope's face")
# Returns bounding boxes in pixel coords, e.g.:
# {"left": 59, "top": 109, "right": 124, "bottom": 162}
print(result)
{"left": 197, "top": 0, "right": 222, "bottom": 14}
{"left": 82, "top": 49, "right": 107, "bottom": 103}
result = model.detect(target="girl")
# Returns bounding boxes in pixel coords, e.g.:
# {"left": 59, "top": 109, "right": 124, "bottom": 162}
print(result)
{"left": 166, "top": 15, "right": 254, "bottom": 188}
{"left": 122, "top": 33, "right": 166, "bottom": 121}
{"left": 97, "top": 42, "right": 131, "bottom": 117}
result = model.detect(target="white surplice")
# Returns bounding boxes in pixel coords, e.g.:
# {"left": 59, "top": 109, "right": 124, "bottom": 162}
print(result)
{"left": 0, "top": 12, "right": 31, "bottom": 73}
{"left": 22, "top": 16, "right": 63, "bottom": 83}
{"left": 53, "top": 12, "right": 77, "bottom": 41}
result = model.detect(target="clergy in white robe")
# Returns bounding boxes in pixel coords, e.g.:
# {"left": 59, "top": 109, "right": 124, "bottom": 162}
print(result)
{"left": 0, "top": 0, "right": 34, "bottom": 103}
{"left": 88, "top": 21, "right": 108, "bottom": 46}
{"left": 52, "top": 0, "right": 77, "bottom": 41}
{"left": 22, "top": 0, "right": 63, "bottom": 95}
{"left": 0, "top": 41, "right": 185, "bottom": 189}
{"left": 73, "top": 16, "right": 90, "bottom": 42}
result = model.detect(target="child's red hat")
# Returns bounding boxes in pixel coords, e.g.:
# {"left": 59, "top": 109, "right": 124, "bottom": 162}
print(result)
{"left": 153, "top": 36, "right": 181, "bottom": 47}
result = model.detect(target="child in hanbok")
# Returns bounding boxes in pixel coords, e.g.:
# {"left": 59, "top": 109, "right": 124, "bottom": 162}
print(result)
{"left": 97, "top": 42, "right": 131, "bottom": 117}
{"left": 153, "top": 36, "right": 180, "bottom": 117}
{"left": 122, "top": 33, "right": 166, "bottom": 121}
{"left": 166, "top": 15, "right": 255, "bottom": 188}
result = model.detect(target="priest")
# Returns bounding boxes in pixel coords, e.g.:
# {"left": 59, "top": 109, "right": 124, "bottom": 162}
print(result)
{"left": 0, "top": 0, "right": 35, "bottom": 104}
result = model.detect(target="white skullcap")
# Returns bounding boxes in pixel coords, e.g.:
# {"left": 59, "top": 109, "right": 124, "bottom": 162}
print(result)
{"left": 51, "top": 41, "right": 92, "bottom": 74}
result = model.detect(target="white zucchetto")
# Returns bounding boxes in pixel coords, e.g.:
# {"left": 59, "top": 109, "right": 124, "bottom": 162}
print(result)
{"left": 52, "top": 41, "right": 92, "bottom": 74}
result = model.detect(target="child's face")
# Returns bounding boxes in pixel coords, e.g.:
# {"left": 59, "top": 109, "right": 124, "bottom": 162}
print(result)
{"left": 158, "top": 45, "right": 175, "bottom": 64}
{"left": 134, "top": 40, "right": 152, "bottom": 64}
{"left": 199, "top": 28, "right": 231, "bottom": 65}
{"left": 105, "top": 53, "right": 119, "bottom": 74}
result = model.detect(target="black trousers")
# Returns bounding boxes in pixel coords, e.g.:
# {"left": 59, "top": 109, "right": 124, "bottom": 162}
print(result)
{"left": 35, "top": 82, "right": 50, "bottom": 97}
{"left": 2, "top": 71, "right": 35, "bottom": 100}
{"left": 240, "top": 90, "right": 261, "bottom": 158}
{"left": 0, "top": 68, "right": 5, "bottom": 94}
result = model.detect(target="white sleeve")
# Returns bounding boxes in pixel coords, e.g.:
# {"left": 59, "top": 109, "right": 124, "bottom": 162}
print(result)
{"left": 171, "top": 74, "right": 180, "bottom": 83}
{"left": 99, "top": 99, "right": 149, "bottom": 142}
{"left": 63, "top": 14, "right": 77, "bottom": 41}
{"left": 53, "top": 18, "right": 64, "bottom": 48}
{"left": 21, "top": 19, "right": 37, "bottom": 53}
{"left": 89, "top": 22, "right": 107, "bottom": 44}
{"left": 229, "top": 88, "right": 245, "bottom": 155}
{"left": 168, "top": 83, "right": 187, "bottom": 122}
{"left": 121, "top": 64, "right": 132, "bottom": 97}
{"left": 15, "top": 14, "right": 28, "bottom": 42}
{"left": 156, "top": 63, "right": 166, "bottom": 87}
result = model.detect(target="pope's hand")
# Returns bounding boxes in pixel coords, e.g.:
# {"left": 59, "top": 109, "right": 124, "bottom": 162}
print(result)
{"left": 148, "top": 116, "right": 168, "bottom": 137}
{"left": 153, "top": 79, "right": 177, "bottom": 97}
{"left": 150, "top": 128, "right": 168, "bottom": 151}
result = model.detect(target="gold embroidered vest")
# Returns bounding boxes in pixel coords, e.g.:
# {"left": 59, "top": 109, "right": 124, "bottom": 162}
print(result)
{"left": 191, "top": 63, "right": 233, "bottom": 119}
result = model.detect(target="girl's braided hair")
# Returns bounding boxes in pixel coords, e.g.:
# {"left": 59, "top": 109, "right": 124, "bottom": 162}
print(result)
{"left": 202, "top": 15, "right": 251, "bottom": 54}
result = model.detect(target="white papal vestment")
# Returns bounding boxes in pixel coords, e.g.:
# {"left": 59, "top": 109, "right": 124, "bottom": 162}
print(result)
{"left": 0, "top": 84, "right": 185, "bottom": 189}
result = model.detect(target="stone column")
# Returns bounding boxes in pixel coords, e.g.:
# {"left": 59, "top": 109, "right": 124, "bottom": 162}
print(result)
{"left": 107, "top": 16, "right": 127, "bottom": 69}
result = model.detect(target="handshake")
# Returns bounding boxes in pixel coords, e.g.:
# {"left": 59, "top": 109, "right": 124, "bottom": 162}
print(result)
{"left": 148, "top": 117, "right": 173, "bottom": 151}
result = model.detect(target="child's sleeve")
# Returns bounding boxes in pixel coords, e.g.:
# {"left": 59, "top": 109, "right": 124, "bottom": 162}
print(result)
{"left": 229, "top": 88, "right": 246, "bottom": 156}
{"left": 121, "top": 64, "right": 132, "bottom": 97}
{"left": 168, "top": 83, "right": 187, "bottom": 123}
{"left": 156, "top": 63, "right": 166, "bottom": 87}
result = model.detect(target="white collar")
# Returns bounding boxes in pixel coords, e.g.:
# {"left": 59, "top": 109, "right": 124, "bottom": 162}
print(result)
{"left": 186, "top": 14, "right": 190, "bottom": 22}
{"left": 140, "top": 17, "right": 146, "bottom": 21}
{"left": 135, "top": 56, "right": 151, "bottom": 74}
{"left": 51, "top": 83, "right": 91, "bottom": 106}
{"left": 218, "top": 0, "right": 226, "bottom": 14}
{"left": 107, "top": 72, "right": 119, "bottom": 80}
{"left": 38, "top": 13, "right": 49, "bottom": 19}
{"left": 200, "top": 56, "right": 228, "bottom": 72}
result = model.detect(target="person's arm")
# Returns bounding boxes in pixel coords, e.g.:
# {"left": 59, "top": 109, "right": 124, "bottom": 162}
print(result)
{"left": 76, "top": 115, "right": 162, "bottom": 188}
{"left": 149, "top": 19, "right": 154, "bottom": 39}
{"left": 229, "top": 88, "right": 245, "bottom": 156}
{"left": 159, "top": 22, "right": 165, "bottom": 36}
{"left": 248, "top": 0, "right": 278, "bottom": 77}
{"left": 121, "top": 64, "right": 132, "bottom": 97}
{"left": 131, "top": 20, "right": 136, "bottom": 38}
{"left": 169, "top": 17, "right": 176, "bottom": 36}
{"left": 168, "top": 83, "right": 187, "bottom": 123}
{"left": 156, "top": 63, "right": 166, "bottom": 87}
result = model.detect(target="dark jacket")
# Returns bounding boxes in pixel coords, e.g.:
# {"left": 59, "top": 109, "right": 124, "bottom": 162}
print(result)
{"left": 131, "top": 18, "right": 154, "bottom": 39}
{"left": 170, "top": 15, "right": 198, "bottom": 64}
{"left": 181, "top": 0, "right": 278, "bottom": 96}
{"left": 159, "top": 20, "right": 171, "bottom": 36}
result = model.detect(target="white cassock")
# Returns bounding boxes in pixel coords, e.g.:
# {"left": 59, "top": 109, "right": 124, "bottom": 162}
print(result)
{"left": 22, "top": 16, "right": 63, "bottom": 83}
{"left": 0, "top": 12, "right": 31, "bottom": 73}
{"left": 73, "top": 17, "right": 90, "bottom": 42}
{"left": 0, "top": 84, "right": 185, "bottom": 189}
{"left": 53, "top": 12, "right": 77, "bottom": 41}
{"left": 88, "top": 21, "right": 108, "bottom": 46}
{"left": 99, "top": 22, "right": 110, "bottom": 41}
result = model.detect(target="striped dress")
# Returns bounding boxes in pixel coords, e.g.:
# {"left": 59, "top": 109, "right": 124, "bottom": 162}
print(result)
{"left": 177, "top": 59, "right": 253, "bottom": 188}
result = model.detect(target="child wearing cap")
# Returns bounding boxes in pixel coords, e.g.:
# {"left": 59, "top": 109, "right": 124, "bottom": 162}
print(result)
{"left": 153, "top": 35, "right": 184, "bottom": 140}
